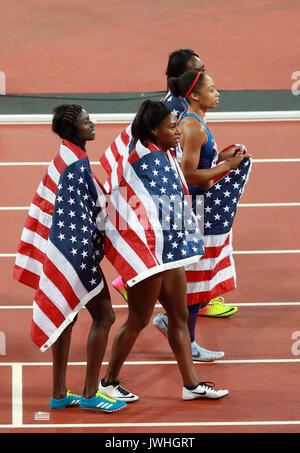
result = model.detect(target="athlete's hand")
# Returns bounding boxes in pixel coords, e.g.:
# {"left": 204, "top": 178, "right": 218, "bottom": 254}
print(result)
{"left": 218, "top": 144, "right": 247, "bottom": 161}
{"left": 226, "top": 152, "right": 252, "bottom": 170}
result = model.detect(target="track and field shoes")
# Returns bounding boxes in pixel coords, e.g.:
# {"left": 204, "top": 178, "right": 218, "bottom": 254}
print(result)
{"left": 112, "top": 277, "right": 238, "bottom": 319}
{"left": 182, "top": 382, "right": 229, "bottom": 400}
{"left": 50, "top": 390, "right": 81, "bottom": 409}
{"left": 153, "top": 314, "right": 224, "bottom": 362}
{"left": 153, "top": 312, "right": 168, "bottom": 338}
{"left": 112, "top": 276, "right": 128, "bottom": 301}
{"left": 191, "top": 342, "right": 224, "bottom": 362}
{"left": 80, "top": 390, "right": 127, "bottom": 412}
{"left": 199, "top": 297, "right": 238, "bottom": 317}
{"left": 99, "top": 378, "right": 139, "bottom": 402}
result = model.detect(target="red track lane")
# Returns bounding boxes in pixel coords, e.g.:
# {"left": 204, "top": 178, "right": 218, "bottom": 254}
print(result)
{"left": 1, "top": 305, "right": 300, "bottom": 364}
{"left": 2, "top": 0, "right": 299, "bottom": 92}
{"left": 1, "top": 205, "right": 299, "bottom": 254}
{"left": 1, "top": 122, "right": 300, "bottom": 162}
{"left": 1, "top": 120, "right": 300, "bottom": 433}
{"left": 1, "top": 161, "right": 300, "bottom": 208}
{"left": 2, "top": 303, "right": 300, "bottom": 433}
{"left": 0, "top": 124, "right": 124, "bottom": 164}
{"left": 1, "top": 250, "right": 300, "bottom": 307}
{"left": 0, "top": 367, "right": 12, "bottom": 424}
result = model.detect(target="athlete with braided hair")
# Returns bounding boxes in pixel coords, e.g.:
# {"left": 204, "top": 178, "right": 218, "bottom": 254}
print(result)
{"left": 15, "top": 104, "right": 127, "bottom": 413}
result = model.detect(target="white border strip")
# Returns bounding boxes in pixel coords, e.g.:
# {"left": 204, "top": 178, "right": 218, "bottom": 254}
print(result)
{"left": 233, "top": 250, "right": 300, "bottom": 255}
{"left": 12, "top": 364, "right": 22, "bottom": 426}
{"left": 253, "top": 158, "right": 300, "bottom": 163}
{"left": 238, "top": 203, "right": 300, "bottom": 207}
{"left": 2, "top": 250, "right": 300, "bottom": 258}
{"left": 1, "top": 301, "right": 300, "bottom": 310}
{"left": 0, "top": 110, "right": 300, "bottom": 124}
{"left": 0, "top": 158, "right": 300, "bottom": 166}
{"left": 1, "top": 202, "right": 300, "bottom": 211}
{"left": 2, "top": 420, "right": 300, "bottom": 429}
{"left": 3, "top": 359, "right": 300, "bottom": 428}
{"left": 1, "top": 358, "right": 300, "bottom": 366}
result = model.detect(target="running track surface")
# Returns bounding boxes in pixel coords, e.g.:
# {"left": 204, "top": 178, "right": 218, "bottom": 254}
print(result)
{"left": 1, "top": 0, "right": 300, "bottom": 434}
{"left": 1, "top": 119, "right": 300, "bottom": 433}
{"left": 1, "top": 0, "right": 299, "bottom": 93}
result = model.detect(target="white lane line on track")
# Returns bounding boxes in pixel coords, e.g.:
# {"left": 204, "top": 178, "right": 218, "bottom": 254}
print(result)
{"left": 2, "top": 420, "right": 300, "bottom": 429}
{"left": 0, "top": 162, "right": 50, "bottom": 166}
{"left": 233, "top": 250, "right": 300, "bottom": 254}
{"left": 1, "top": 110, "right": 300, "bottom": 124}
{"left": 0, "top": 207, "right": 30, "bottom": 210}
{"left": 1, "top": 302, "right": 300, "bottom": 310}
{"left": 1, "top": 358, "right": 300, "bottom": 366}
{"left": 2, "top": 250, "right": 300, "bottom": 258}
{"left": 238, "top": 203, "right": 300, "bottom": 207}
{"left": 1, "top": 203, "right": 300, "bottom": 211}
{"left": 0, "top": 158, "right": 300, "bottom": 166}
{"left": 252, "top": 158, "right": 300, "bottom": 163}
{"left": 2, "top": 357, "right": 300, "bottom": 429}
{"left": 12, "top": 363, "right": 23, "bottom": 427}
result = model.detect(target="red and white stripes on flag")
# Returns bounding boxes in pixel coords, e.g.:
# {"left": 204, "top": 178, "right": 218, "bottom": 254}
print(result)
{"left": 185, "top": 231, "right": 236, "bottom": 304}
{"left": 100, "top": 124, "right": 132, "bottom": 194}
{"left": 13, "top": 141, "right": 85, "bottom": 291}
{"left": 185, "top": 157, "right": 252, "bottom": 305}
{"left": 100, "top": 126, "right": 251, "bottom": 303}
{"left": 14, "top": 140, "right": 105, "bottom": 351}
{"left": 102, "top": 139, "right": 205, "bottom": 286}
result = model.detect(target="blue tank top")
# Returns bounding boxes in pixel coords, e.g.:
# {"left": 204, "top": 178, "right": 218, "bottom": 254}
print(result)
{"left": 178, "top": 112, "right": 218, "bottom": 196}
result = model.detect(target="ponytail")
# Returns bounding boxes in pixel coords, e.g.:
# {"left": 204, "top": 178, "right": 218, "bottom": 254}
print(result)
{"left": 167, "top": 77, "right": 182, "bottom": 98}
{"left": 168, "top": 70, "right": 205, "bottom": 99}
{"left": 131, "top": 100, "right": 171, "bottom": 144}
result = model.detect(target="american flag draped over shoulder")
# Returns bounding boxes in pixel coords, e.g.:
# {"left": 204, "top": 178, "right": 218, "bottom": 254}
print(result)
{"left": 161, "top": 91, "right": 187, "bottom": 118}
{"left": 100, "top": 124, "right": 132, "bottom": 195}
{"left": 99, "top": 125, "right": 252, "bottom": 299}
{"left": 13, "top": 140, "right": 106, "bottom": 351}
{"left": 103, "top": 139, "right": 205, "bottom": 286}
{"left": 185, "top": 157, "right": 252, "bottom": 304}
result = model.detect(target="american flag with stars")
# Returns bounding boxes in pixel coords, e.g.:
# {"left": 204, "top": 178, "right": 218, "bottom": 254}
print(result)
{"left": 161, "top": 91, "right": 187, "bottom": 118}
{"left": 103, "top": 139, "right": 205, "bottom": 287}
{"left": 13, "top": 140, "right": 106, "bottom": 351}
{"left": 185, "top": 157, "right": 252, "bottom": 304}
{"left": 100, "top": 125, "right": 252, "bottom": 301}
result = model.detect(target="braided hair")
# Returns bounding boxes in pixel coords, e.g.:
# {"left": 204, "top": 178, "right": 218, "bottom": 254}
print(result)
{"left": 52, "top": 104, "right": 86, "bottom": 150}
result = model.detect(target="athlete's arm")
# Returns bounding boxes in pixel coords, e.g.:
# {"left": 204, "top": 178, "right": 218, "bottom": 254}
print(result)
{"left": 180, "top": 121, "right": 234, "bottom": 190}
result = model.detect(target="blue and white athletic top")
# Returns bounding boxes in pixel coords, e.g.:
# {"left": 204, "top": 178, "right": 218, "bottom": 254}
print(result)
{"left": 177, "top": 112, "right": 219, "bottom": 196}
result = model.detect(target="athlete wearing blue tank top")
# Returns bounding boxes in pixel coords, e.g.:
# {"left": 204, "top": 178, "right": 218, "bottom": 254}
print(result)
{"left": 168, "top": 70, "right": 251, "bottom": 193}
{"left": 112, "top": 55, "right": 248, "bottom": 349}
{"left": 177, "top": 112, "right": 218, "bottom": 196}
{"left": 161, "top": 70, "right": 253, "bottom": 334}
{"left": 158, "top": 54, "right": 252, "bottom": 328}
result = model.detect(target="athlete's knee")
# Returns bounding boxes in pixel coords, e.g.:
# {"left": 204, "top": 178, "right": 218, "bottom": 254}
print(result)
{"left": 129, "top": 312, "right": 151, "bottom": 332}
{"left": 93, "top": 307, "right": 115, "bottom": 330}
{"left": 105, "top": 309, "right": 116, "bottom": 328}
{"left": 167, "top": 305, "right": 189, "bottom": 327}
{"left": 86, "top": 292, "right": 115, "bottom": 328}
{"left": 135, "top": 316, "right": 150, "bottom": 332}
